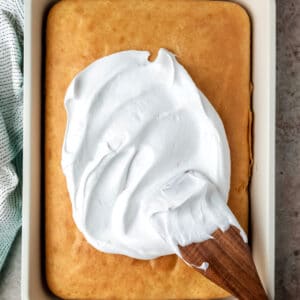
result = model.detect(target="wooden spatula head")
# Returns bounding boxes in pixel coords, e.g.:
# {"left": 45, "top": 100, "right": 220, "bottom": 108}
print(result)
{"left": 179, "top": 226, "right": 268, "bottom": 300}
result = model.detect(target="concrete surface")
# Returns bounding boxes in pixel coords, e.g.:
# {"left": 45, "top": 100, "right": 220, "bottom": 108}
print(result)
{"left": 0, "top": 231, "right": 21, "bottom": 300}
{"left": 0, "top": 0, "right": 299, "bottom": 299}
{"left": 275, "top": 0, "right": 300, "bottom": 299}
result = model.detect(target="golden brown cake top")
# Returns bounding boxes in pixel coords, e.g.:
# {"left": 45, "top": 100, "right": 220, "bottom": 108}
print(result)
{"left": 45, "top": 1, "right": 251, "bottom": 299}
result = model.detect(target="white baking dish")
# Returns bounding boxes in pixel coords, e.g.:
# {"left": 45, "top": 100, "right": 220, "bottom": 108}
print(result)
{"left": 22, "top": 0, "right": 276, "bottom": 299}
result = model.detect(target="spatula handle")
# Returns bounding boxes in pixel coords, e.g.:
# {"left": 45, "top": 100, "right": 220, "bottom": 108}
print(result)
{"left": 179, "top": 226, "right": 268, "bottom": 300}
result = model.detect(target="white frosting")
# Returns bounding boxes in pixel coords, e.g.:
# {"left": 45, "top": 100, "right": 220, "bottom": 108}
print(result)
{"left": 199, "top": 262, "right": 210, "bottom": 271}
{"left": 62, "top": 48, "right": 246, "bottom": 260}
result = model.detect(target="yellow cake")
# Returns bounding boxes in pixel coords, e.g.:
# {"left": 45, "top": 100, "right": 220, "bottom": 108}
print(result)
{"left": 45, "top": 0, "right": 251, "bottom": 298}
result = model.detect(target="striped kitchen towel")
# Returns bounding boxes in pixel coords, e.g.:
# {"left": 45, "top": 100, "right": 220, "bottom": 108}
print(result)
{"left": 0, "top": 0, "right": 23, "bottom": 271}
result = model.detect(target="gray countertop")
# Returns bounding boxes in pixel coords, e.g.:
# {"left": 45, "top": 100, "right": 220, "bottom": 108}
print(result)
{"left": 275, "top": 0, "right": 300, "bottom": 298}
{"left": 0, "top": 0, "right": 299, "bottom": 299}
{"left": 0, "top": 231, "right": 21, "bottom": 300}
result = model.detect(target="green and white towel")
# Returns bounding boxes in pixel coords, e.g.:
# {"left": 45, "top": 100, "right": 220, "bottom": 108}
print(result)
{"left": 0, "top": 0, "right": 23, "bottom": 271}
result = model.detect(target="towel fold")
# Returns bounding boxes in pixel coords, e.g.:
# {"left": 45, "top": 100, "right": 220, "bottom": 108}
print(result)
{"left": 0, "top": 0, "right": 23, "bottom": 271}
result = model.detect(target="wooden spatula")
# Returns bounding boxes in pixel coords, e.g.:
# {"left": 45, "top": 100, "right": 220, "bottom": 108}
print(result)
{"left": 179, "top": 225, "right": 268, "bottom": 300}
